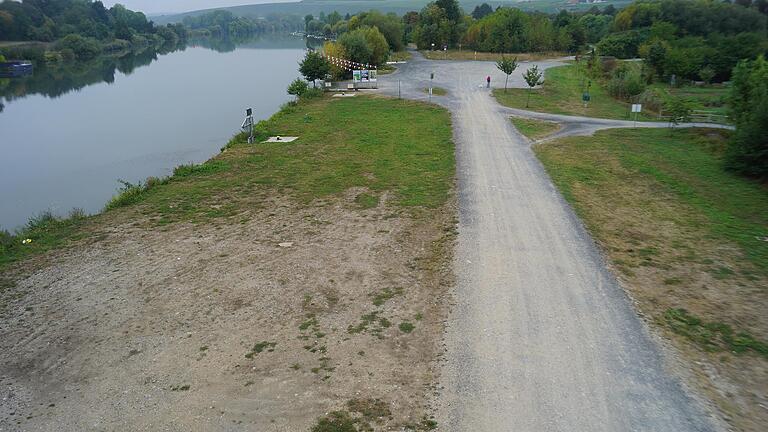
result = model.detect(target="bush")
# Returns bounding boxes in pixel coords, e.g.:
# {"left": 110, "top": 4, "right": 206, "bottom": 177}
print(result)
{"left": 103, "top": 39, "right": 131, "bottom": 52}
{"left": 55, "top": 34, "right": 102, "bottom": 60}
{"left": 597, "top": 31, "right": 642, "bottom": 59}
{"left": 287, "top": 78, "right": 309, "bottom": 97}
{"left": 302, "top": 87, "right": 324, "bottom": 99}
{"left": 637, "top": 87, "right": 666, "bottom": 113}
{"left": 606, "top": 62, "right": 646, "bottom": 101}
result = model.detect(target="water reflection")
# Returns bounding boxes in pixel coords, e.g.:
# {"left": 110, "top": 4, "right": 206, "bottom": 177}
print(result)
{"left": 0, "top": 34, "right": 318, "bottom": 112}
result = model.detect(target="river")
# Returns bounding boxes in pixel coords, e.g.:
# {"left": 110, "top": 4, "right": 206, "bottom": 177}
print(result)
{"left": 0, "top": 36, "right": 307, "bottom": 231}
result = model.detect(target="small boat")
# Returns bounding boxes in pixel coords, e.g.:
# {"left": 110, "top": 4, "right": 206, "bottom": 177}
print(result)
{"left": 0, "top": 61, "right": 34, "bottom": 78}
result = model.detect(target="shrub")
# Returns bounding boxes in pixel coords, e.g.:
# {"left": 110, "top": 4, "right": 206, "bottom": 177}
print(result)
{"left": 103, "top": 39, "right": 131, "bottom": 52}
{"left": 597, "top": 31, "right": 642, "bottom": 59}
{"left": 637, "top": 88, "right": 666, "bottom": 113}
{"left": 302, "top": 87, "right": 324, "bottom": 99}
{"left": 606, "top": 63, "right": 646, "bottom": 101}
{"left": 287, "top": 78, "right": 309, "bottom": 97}
{"left": 55, "top": 34, "right": 102, "bottom": 60}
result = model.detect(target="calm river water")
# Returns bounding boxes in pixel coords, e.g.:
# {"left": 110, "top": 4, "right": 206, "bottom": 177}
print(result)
{"left": 0, "top": 36, "right": 307, "bottom": 231}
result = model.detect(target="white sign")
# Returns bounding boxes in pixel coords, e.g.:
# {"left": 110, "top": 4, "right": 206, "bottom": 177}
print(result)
{"left": 631, "top": 104, "right": 642, "bottom": 113}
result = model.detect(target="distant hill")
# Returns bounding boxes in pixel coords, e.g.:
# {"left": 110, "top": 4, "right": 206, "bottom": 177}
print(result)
{"left": 153, "top": 0, "right": 632, "bottom": 24}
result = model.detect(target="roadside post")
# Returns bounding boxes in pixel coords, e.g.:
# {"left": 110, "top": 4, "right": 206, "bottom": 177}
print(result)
{"left": 631, "top": 104, "right": 642, "bottom": 128}
{"left": 241, "top": 108, "right": 254, "bottom": 144}
{"left": 430, "top": 71, "right": 434, "bottom": 102}
{"left": 398, "top": 80, "right": 401, "bottom": 99}
{"left": 582, "top": 80, "right": 592, "bottom": 108}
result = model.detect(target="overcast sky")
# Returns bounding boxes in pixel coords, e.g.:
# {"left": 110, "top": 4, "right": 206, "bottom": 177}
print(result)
{"left": 101, "top": 0, "right": 298, "bottom": 15}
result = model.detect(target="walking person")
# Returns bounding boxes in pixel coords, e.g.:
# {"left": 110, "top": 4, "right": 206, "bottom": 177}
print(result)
{"left": 486, "top": 75, "right": 491, "bottom": 88}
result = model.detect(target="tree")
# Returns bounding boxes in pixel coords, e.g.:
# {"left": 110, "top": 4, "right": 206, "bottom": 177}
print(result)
{"left": 435, "top": 0, "right": 462, "bottom": 22}
{"left": 287, "top": 78, "right": 309, "bottom": 98}
{"left": 496, "top": 56, "right": 519, "bottom": 93}
{"left": 299, "top": 51, "right": 330, "bottom": 87}
{"left": 664, "top": 96, "right": 692, "bottom": 129}
{"left": 726, "top": 55, "right": 768, "bottom": 176}
{"left": 699, "top": 66, "right": 715, "bottom": 85}
{"left": 304, "top": 14, "right": 313, "bottom": 32}
{"left": 471, "top": 3, "right": 493, "bottom": 20}
{"left": 355, "top": 11, "right": 405, "bottom": 51}
{"left": 523, "top": 65, "right": 544, "bottom": 107}
{"left": 339, "top": 26, "right": 389, "bottom": 66}
{"left": 644, "top": 40, "right": 668, "bottom": 80}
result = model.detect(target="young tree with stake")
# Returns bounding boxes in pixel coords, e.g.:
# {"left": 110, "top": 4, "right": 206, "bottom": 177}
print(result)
{"left": 496, "top": 56, "right": 519, "bottom": 93}
{"left": 523, "top": 65, "right": 544, "bottom": 107}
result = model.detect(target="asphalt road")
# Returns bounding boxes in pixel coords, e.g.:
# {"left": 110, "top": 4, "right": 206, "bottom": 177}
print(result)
{"left": 378, "top": 53, "right": 720, "bottom": 432}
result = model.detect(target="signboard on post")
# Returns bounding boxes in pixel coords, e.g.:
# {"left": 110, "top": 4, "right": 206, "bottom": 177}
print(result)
{"left": 352, "top": 70, "right": 377, "bottom": 83}
{"left": 631, "top": 104, "right": 642, "bottom": 128}
{"left": 352, "top": 69, "right": 378, "bottom": 89}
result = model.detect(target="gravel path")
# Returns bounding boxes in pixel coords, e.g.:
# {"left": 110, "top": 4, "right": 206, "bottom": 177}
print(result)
{"left": 378, "top": 53, "right": 721, "bottom": 432}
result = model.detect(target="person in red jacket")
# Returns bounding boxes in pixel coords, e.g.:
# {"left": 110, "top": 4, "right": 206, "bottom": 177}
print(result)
{"left": 486, "top": 75, "right": 491, "bottom": 88}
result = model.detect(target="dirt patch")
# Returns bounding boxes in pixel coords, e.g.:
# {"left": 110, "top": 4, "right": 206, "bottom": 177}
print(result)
{"left": 0, "top": 189, "right": 456, "bottom": 431}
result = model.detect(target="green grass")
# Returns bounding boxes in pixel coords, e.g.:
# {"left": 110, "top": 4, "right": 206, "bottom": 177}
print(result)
{"left": 129, "top": 96, "right": 454, "bottom": 220}
{"left": 423, "top": 87, "right": 447, "bottom": 96}
{"left": 0, "top": 210, "right": 89, "bottom": 269}
{"left": 371, "top": 287, "right": 403, "bottom": 306}
{"left": 665, "top": 308, "right": 768, "bottom": 358}
{"left": 535, "top": 128, "right": 767, "bottom": 273}
{"left": 244, "top": 341, "right": 276, "bottom": 358}
{"left": 510, "top": 117, "right": 560, "bottom": 140}
{"left": 389, "top": 50, "right": 412, "bottom": 62}
{"left": 399, "top": 322, "right": 415, "bottom": 333}
{"left": 494, "top": 65, "right": 656, "bottom": 121}
{"left": 354, "top": 192, "right": 379, "bottom": 209}
{"left": 649, "top": 83, "right": 730, "bottom": 117}
{"left": 0, "top": 96, "right": 455, "bottom": 271}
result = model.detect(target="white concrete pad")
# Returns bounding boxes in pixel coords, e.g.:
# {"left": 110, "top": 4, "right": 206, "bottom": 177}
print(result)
{"left": 263, "top": 136, "right": 298, "bottom": 143}
{"left": 332, "top": 93, "right": 357, "bottom": 98}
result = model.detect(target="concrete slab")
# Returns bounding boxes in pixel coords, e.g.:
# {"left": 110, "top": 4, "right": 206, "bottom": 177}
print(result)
{"left": 332, "top": 93, "right": 357, "bottom": 98}
{"left": 263, "top": 136, "right": 298, "bottom": 143}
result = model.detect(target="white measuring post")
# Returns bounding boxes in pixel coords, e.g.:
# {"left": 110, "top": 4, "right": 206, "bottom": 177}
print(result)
{"left": 631, "top": 104, "right": 642, "bottom": 128}
{"left": 429, "top": 71, "right": 434, "bottom": 102}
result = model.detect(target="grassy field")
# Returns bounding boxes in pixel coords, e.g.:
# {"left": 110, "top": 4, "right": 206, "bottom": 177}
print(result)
{"left": 494, "top": 65, "right": 657, "bottom": 121}
{"left": 535, "top": 127, "right": 768, "bottom": 430}
{"left": 650, "top": 83, "right": 730, "bottom": 117}
{"left": 0, "top": 95, "right": 455, "bottom": 270}
{"left": 510, "top": 116, "right": 560, "bottom": 140}
{"left": 421, "top": 49, "right": 564, "bottom": 62}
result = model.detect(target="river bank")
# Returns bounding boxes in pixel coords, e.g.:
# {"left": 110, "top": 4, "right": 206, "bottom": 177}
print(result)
{"left": 0, "top": 94, "right": 457, "bottom": 431}
{"left": 0, "top": 36, "right": 306, "bottom": 232}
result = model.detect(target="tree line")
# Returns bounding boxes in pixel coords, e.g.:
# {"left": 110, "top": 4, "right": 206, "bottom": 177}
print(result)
{"left": 0, "top": 0, "right": 187, "bottom": 61}
{"left": 182, "top": 10, "right": 303, "bottom": 38}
